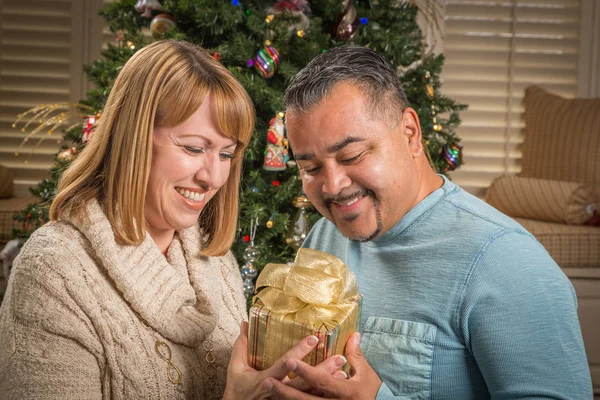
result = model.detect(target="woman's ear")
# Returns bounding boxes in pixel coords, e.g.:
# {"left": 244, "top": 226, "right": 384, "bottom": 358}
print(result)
{"left": 401, "top": 108, "right": 424, "bottom": 158}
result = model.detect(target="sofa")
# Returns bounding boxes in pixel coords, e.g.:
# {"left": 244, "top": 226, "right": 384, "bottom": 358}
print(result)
{"left": 0, "top": 165, "right": 36, "bottom": 300}
{"left": 485, "top": 85, "right": 600, "bottom": 394}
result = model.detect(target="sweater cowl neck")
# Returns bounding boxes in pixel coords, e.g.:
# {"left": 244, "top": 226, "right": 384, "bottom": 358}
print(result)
{"left": 66, "top": 199, "right": 219, "bottom": 347}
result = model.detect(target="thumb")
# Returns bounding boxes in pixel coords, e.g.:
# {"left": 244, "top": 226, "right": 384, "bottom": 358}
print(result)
{"left": 229, "top": 321, "right": 249, "bottom": 370}
{"left": 345, "top": 332, "right": 366, "bottom": 374}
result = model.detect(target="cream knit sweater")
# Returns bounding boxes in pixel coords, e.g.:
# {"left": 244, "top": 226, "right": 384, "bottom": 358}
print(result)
{"left": 0, "top": 200, "right": 247, "bottom": 399}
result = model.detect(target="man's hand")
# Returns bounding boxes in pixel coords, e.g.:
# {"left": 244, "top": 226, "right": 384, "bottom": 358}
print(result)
{"left": 263, "top": 332, "right": 382, "bottom": 400}
{"left": 223, "top": 322, "right": 347, "bottom": 400}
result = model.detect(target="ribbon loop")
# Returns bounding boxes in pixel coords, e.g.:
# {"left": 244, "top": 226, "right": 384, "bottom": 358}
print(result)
{"left": 254, "top": 248, "right": 358, "bottom": 317}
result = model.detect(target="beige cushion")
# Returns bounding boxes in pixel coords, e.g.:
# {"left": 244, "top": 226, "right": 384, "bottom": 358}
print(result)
{"left": 486, "top": 176, "right": 596, "bottom": 225}
{"left": 0, "top": 165, "right": 14, "bottom": 199}
{"left": 516, "top": 218, "right": 600, "bottom": 268}
{"left": 521, "top": 86, "right": 600, "bottom": 189}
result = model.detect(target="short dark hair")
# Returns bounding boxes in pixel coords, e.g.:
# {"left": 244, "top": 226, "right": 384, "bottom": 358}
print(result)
{"left": 284, "top": 45, "right": 408, "bottom": 125}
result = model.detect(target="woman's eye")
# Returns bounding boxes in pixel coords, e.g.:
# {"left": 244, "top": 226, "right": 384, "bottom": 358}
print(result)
{"left": 220, "top": 152, "right": 234, "bottom": 160}
{"left": 184, "top": 146, "right": 204, "bottom": 154}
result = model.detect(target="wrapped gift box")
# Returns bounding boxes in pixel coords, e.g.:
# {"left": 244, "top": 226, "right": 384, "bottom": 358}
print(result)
{"left": 248, "top": 248, "right": 362, "bottom": 371}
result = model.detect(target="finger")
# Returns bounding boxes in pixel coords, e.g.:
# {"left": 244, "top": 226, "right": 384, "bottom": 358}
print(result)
{"left": 228, "top": 322, "right": 249, "bottom": 371}
{"left": 263, "top": 335, "right": 319, "bottom": 380}
{"left": 345, "top": 332, "right": 367, "bottom": 376}
{"left": 316, "top": 354, "right": 347, "bottom": 375}
{"left": 283, "top": 358, "right": 347, "bottom": 397}
{"left": 333, "top": 370, "right": 348, "bottom": 380}
{"left": 284, "top": 355, "right": 347, "bottom": 391}
{"left": 263, "top": 377, "right": 320, "bottom": 400}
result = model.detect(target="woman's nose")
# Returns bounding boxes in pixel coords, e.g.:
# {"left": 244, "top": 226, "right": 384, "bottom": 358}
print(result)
{"left": 195, "top": 152, "right": 227, "bottom": 189}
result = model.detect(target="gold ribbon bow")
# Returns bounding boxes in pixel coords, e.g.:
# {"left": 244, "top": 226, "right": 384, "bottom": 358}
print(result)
{"left": 250, "top": 248, "right": 361, "bottom": 369}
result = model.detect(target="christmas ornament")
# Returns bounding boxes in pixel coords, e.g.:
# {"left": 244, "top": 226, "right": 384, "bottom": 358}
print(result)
{"left": 82, "top": 114, "right": 100, "bottom": 143}
{"left": 253, "top": 44, "right": 280, "bottom": 79}
{"left": 134, "top": 0, "right": 162, "bottom": 18}
{"left": 426, "top": 84, "right": 434, "bottom": 98}
{"left": 268, "top": 0, "right": 310, "bottom": 33}
{"left": 336, "top": 0, "right": 359, "bottom": 41}
{"left": 263, "top": 113, "right": 289, "bottom": 171}
{"left": 285, "top": 194, "right": 313, "bottom": 250}
{"left": 441, "top": 143, "right": 462, "bottom": 171}
{"left": 240, "top": 218, "right": 260, "bottom": 298}
{"left": 57, "top": 147, "right": 79, "bottom": 162}
{"left": 115, "top": 30, "right": 126, "bottom": 42}
{"left": 266, "top": 214, "right": 275, "bottom": 228}
{"left": 12, "top": 102, "right": 92, "bottom": 164}
{"left": 150, "top": 13, "right": 176, "bottom": 37}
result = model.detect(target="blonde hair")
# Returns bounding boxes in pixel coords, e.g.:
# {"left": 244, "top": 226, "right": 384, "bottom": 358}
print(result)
{"left": 50, "top": 40, "right": 255, "bottom": 256}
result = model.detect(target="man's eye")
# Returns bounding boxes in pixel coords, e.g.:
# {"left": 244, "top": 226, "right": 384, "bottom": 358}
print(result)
{"left": 301, "top": 165, "right": 321, "bottom": 175}
{"left": 340, "top": 153, "right": 363, "bottom": 164}
{"left": 184, "top": 146, "right": 205, "bottom": 154}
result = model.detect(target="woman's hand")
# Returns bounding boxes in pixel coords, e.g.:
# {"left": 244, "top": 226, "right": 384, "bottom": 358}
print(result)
{"left": 223, "top": 322, "right": 347, "bottom": 400}
{"left": 262, "top": 332, "right": 383, "bottom": 400}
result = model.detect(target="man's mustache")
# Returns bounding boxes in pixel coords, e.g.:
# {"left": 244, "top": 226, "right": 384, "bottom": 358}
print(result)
{"left": 323, "top": 189, "right": 374, "bottom": 208}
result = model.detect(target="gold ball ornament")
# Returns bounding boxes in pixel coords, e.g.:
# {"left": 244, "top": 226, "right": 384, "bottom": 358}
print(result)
{"left": 151, "top": 13, "right": 176, "bottom": 37}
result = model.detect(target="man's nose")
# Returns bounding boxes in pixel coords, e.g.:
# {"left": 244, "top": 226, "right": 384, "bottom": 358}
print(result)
{"left": 321, "top": 164, "right": 351, "bottom": 195}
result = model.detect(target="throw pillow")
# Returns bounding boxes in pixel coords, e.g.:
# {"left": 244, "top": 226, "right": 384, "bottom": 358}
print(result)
{"left": 486, "top": 175, "right": 596, "bottom": 225}
{"left": 521, "top": 86, "right": 600, "bottom": 188}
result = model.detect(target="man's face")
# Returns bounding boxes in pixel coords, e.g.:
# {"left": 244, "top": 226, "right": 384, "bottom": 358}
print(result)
{"left": 286, "top": 83, "right": 423, "bottom": 241}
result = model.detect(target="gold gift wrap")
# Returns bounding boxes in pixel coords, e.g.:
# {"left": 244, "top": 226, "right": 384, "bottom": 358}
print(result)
{"left": 248, "top": 248, "right": 362, "bottom": 371}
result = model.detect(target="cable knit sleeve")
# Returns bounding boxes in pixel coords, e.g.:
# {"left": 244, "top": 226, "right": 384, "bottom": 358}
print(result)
{"left": 0, "top": 227, "right": 105, "bottom": 399}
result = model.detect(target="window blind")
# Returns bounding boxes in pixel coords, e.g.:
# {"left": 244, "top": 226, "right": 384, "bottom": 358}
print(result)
{"left": 0, "top": 0, "right": 74, "bottom": 196}
{"left": 443, "top": 0, "right": 581, "bottom": 198}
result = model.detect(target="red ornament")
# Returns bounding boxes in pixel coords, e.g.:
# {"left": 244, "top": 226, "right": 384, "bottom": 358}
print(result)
{"left": 243, "top": 235, "right": 251, "bottom": 242}
{"left": 213, "top": 51, "right": 221, "bottom": 60}
{"left": 82, "top": 114, "right": 98, "bottom": 143}
{"left": 272, "top": 180, "right": 280, "bottom": 187}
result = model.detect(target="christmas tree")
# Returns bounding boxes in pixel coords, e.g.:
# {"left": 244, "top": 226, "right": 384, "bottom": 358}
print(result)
{"left": 13, "top": 0, "right": 466, "bottom": 296}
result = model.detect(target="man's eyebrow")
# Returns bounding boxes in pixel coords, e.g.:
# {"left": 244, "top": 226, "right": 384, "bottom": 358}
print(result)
{"left": 328, "top": 136, "right": 365, "bottom": 153}
{"left": 294, "top": 136, "right": 365, "bottom": 161}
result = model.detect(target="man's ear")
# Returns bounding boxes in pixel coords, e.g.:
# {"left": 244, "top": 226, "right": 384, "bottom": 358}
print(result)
{"left": 401, "top": 108, "right": 424, "bottom": 158}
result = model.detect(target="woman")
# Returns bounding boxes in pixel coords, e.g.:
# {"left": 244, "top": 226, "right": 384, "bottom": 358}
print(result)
{"left": 0, "top": 40, "right": 338, "bottom": 399}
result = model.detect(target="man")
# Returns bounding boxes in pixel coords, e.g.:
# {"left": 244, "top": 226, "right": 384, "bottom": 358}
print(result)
{"left": 263, "top": 45, "right": 592, "bottom": 399}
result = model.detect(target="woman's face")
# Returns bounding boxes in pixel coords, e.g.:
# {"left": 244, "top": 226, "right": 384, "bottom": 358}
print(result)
{"left": 145, "top": 95, "right": 237, "bottom": 241}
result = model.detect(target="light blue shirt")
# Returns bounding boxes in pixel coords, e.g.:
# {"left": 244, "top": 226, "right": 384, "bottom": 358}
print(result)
{"left": 303, "top": 177, "right": 592, "bottom": 399}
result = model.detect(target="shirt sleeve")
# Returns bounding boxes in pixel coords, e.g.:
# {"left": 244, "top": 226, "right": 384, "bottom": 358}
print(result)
{"left": 458, "top": 229, "right": 592, "bottom": 399}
